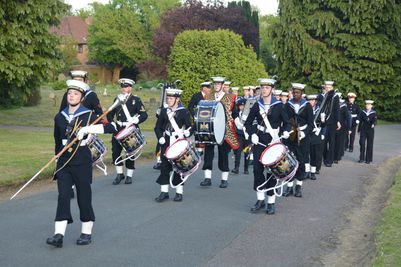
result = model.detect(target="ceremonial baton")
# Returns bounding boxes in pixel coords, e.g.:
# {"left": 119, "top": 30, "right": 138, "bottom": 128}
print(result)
{"left": 10, "top": 96, "right": 127, "bottom": 200}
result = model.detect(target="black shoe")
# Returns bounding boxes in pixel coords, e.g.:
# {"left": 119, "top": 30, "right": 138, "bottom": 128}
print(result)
{"left": 316, "top": 170, "right": 320, "bottom": 174}
{"left": 200, "top": 178, "right": 212, "bottom": 187}
{"left": 173, "top": 193, "right": 183, "bottom": 202}
{"left": 366, "top": 161, "right": 371, "bottom": 164}
{"left": 153, "top": 162, "right": 161, "bottom": 170}
{"left": 334, "top": 160, "right": 339, "bottom": 164}
{"left": 46, "top": 234, "right": 63, "bottom": 248}
{"left": 231, "top": 168, "right": 239, "bottom": 174}
{"left": 155, "top": 192, "right": 169, "bottom": 202}
{"left": 324, "top": 163, "right": 332, "bottom": 167}
{"left": 250, "top": 200, "right": 265, "bottom": 213}
{"left": 124, "top": 176, "right": 132, "bottom": 184}
{"left": 244, "top": 169, "right": 249, "bottom": 175}
{"left": 294, "top": 185, "right": 302, "bottom": 197}
{"left": 76, "top": 234, "right": 92, "bottom": 245}
{"left": 70, "top": 188, "right": 74, "bottom": 199}
{"left": 282, "top": 186, "right": 294, "bottom": 197}
{"left": 310, "top": 173, "right": 317, "bottom": 180}
{"left": 112, "top": 174, "right": 125, "bottom": 185}
{"left": 219, "top": 180, "right": 228, "bottom": 188}
{"left": 358, "top": 160, "right": 364, "bottom": 163}
{"left": 304, "top": 172, "right": 311, "bottom": 179}
{"left": 266, "top": 203, "right": 275, "bottom": 215}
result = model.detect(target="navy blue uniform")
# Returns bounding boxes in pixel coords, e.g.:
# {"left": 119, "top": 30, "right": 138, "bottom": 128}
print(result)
{"left": 321, "top": 90, "right": 340, "bottom": 165}
{"left": 346, "top": 102, "right": 361, "bottom": 151}
{"left": 359, "top": 109, "right": 377, "bottom": 163}
{"left": 334, "top": 102, "right": 351, "bottom": 161}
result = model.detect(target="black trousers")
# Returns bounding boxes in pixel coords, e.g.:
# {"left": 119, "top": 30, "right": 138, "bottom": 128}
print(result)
{"left": 359, "top": 128, "right": 374, "bottom": 162}
{"left": 334, "top": 129, "right": 347, "bottom": 161}
{"left": 112, "top": 137, "right": 135, "bottom": 169}
{"left": 323, "top": 124, "right": 336, "bottom": 164}
{"left": 346, "top": 124, "right": 357, "bottom": 150}
{"left": 156, "top": 140, "right": 182, "bottom": 186}
{"left": 252, "top": 143, "right": 276, "bottom": 195}
{"left": 233, "top": 134, "right": 250, "bottom": 170}
{"left": 310, "top": 142, "right": 323, "bottom": 170}
{"left": 202, "top": 141, "right": 230, "bottom": 172}
{"left": 55, "top": 164, "right": 95, "bottom": 223}
{"left": 287, "top": 138, "right": 309, "bottom": 181}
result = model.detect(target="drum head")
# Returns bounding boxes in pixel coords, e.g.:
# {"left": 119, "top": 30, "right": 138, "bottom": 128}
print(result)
{"left": 115, "top": 125, "right": 135, "bottom": 140}
{"left": 165, "top": 139, "right": 189, "bottom": 159}
{"left": 213, "top": 102, "right": 226, "bottom": 145}
{"left": 260, "top": 143, "right": 285, "bottom": 166}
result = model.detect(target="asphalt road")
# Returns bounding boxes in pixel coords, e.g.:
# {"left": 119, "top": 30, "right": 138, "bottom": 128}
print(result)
{"left": 1, "top": 125, "right": 400, "bottom": 267}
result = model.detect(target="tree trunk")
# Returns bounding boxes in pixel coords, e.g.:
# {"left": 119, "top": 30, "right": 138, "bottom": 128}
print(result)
{"left": 112, "top": 64, "right": 121, "bottom": 83}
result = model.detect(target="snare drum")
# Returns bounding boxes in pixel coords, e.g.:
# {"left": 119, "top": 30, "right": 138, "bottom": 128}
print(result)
{"left": 259, "top": 142, "right": 298, "bottom": 181}
{"left": 115, "top": 124, "right": 146, "bottom": 156}
{"left": 87, "top": 134, "right": 107, "bottom": 165}
{"left": 194, "top": 100, "right": 226, "bottom": 145}
{"left": 165, "top": 139, "right": 201, "bottom": 177}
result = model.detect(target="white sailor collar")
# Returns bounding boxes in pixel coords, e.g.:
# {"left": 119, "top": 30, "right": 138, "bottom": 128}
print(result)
{"left": 167, "top": 103, "right": 185, "bottom": 113}
{"left": 215, "top": 91, "right": 225, "bottom": 101}
{"left": 84, "top": 90, "right": 92, "bottom": 98}
{"left": 363, "top": 109, "right": 376, "bottom": 116}
{"left": 61, "top": 105, "right": 91, "bottom": 122}
{"left": 257, "top": 96, "right": 281, "bottom": 108}
{"left": 288, "top": 98, "right": 308, "bottom": 111}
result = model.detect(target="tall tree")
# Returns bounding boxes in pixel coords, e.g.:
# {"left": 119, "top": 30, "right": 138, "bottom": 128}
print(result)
{"left": 259, "top": 15, "right": 278, "bottom": 74}
{"left": 0, "top": 0, "right": 69, "bottom": 106}
{"left": 88, "top": 1, "right": 151, "bottom": 81}
{"left": 271, "top": 0, "right": 401, "bottom": 120}
{"left": 168, "top": 29, "right": 267, "bottom": 105}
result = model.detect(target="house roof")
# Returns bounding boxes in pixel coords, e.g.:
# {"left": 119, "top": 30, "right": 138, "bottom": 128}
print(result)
{"left": 50, "top": 16, "right": 90, "bottom": 44}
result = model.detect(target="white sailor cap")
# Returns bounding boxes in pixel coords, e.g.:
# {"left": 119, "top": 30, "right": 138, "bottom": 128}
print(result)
{"left": 347, "top": 92, "right": 357, "bottom": 98}
{"left": 118, "top": 78, "right": 135, "bottom": 87}
{"left": 291, "top": 83, "right": 306, "bottom": 90}
{"left": 336, "top": 92, "right": 342, "bottom": 98}
{"left": 306, "top": 94, "right": 318, "bottom": 100}
{"left": 242, "top": 86, "right": 250, "bottom": 90}
{"left": 66, "top": 80, "right": 90, "bottom": 93}
{"left": 258, "top": 78, "right": 276, "bottom": 86}
{"left": 340, "top": 99, "right": 345, "bottom": 103}
{"left": 324, "top": 81, "right": 335, "bottom": 86}
{"left": 281, "top": 91, "right": 289, "bottom": 97}
{"left": 274, "top": 89, "right": 282, "bottom": 95}
{"left": 70, "top": 70, "right": 88, "bottom": 78}
{"left": 231, "top": 87, "right": 239, "bottom": 91}
{"left": 166, "top": 87, "right": 183, "bottom": 97}
{"left": 302, "top": 93, "right": 306, "bottom": 98}
{"left": 211, "top": 76, "right": 225, "bottom": 83}
{"left": 253, "top": 86, "right": 260, "bottom": 90}
{"left": 365, "top": 100, "right": 374, "bottom": 104}
{"left": 224, "top": 81, "right": 232, "bottom": 85}
{"left": 201, "top": 81, "right": 212, "bottom": 88}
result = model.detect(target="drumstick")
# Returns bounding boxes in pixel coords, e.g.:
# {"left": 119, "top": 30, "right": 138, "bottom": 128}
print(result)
{"left": 10, "top": 98, "right": 124, "bottom": 200}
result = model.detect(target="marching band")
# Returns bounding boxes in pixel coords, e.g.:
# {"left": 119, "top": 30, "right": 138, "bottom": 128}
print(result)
{"left": 7, "top": 70, "right": 377, "bottom": 248}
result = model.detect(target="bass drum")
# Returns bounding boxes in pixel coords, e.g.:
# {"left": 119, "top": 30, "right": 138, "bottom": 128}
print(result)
{"left": 259, "top": 142, "right": 298, "bottom": 181}
{"left": 194, "top": 100, "right": 226, "bottom": 145}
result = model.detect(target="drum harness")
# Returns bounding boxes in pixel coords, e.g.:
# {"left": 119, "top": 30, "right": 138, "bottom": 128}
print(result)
{"left": 255, "top": 105, "right": 297, "bottom": 196}
{"left": 166, "top": 108, "right": 199, "bottom": 188}
{"left": 114, "top": 101, "right": 145, "bottom": 165}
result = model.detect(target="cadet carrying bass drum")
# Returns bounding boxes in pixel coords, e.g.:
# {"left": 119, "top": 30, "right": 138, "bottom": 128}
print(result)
{"left": 194, "top": 100, "right": 226, "bottom": 145}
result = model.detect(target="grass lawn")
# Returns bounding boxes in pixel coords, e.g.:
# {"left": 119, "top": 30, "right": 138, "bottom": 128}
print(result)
{"left": 0, "top": 86, "right": 160, "bottom": 131}
{"left": 0, "top": 128, "right": 157, "bottom": 186}
{"left": 373, "top": 167, "right": 401, "bottom": 266}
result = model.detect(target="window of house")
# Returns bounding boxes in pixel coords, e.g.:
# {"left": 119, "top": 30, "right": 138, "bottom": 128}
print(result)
{"left": 78, "top": 44, "right": 83, "bottom": 53}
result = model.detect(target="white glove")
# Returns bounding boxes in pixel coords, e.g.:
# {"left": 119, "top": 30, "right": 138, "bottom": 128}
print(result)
{"left": 313, "top": 127, "right": 321, "bottom": 136}
{"left": 183, "top": 129, "right": 190, "bottom": 138}
{"left": 244, "top": 129, "right": 249, "bottom": 140}
{"left": 251, "top": 134, "right": 259, "bottom": 145}
{"left": 320, "top": 113, "right": 326, "bottom": 123}
{"left": 159, "top": 137, "right": 166, "bottom": 145}
{"left": 321, "top": 135, "right": 325, "bottom": 140}
{"left": 128, "top": 116, "right": 139, "bottom": 124}
{"left": 371, "top": 124, "right": 375, "bottom": 128}
{"left": 234, "top": 117, "right": 243, "bottom": 130}
{"left": 282, "top": 131, "right": 290, "bottom": 139}
{"left": 77, "top": 124, "right": 104, "bottom": 140}
{"left": 356, "top": 120, "right": 360, "bottom": 124}
{"left": 299, "top": 130, "right": 305, "bottom": 140}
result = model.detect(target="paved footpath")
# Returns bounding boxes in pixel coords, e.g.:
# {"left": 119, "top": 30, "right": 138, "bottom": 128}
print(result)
{"left": 0, "top": 125, "right": 400, "bottom": 267}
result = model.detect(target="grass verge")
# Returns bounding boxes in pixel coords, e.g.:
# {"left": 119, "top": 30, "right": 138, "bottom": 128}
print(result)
{"left": 0, "top": 128, "right": 157, "bottom": 187}
{"left": 373, "top": 167, "right": 401, "bottom": 266}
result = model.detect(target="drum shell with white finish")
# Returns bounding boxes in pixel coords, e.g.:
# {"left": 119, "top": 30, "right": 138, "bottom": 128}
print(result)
{"left": 114, "top": 124, "right": 146, "bottom": 156}
{"left": 194, "top": 100, "right": 226, "bottom": 145}
{"left": 165, "top": 139, "right": 201, "bottom": 175}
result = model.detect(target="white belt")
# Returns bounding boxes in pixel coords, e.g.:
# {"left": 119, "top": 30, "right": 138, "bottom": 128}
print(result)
{"left": 351, "top": 114, "right": 357, "bottom": 118}
{"left": 62, "top": 139, "right": 87, "bottom": 146}
{"left": 117, "top": 121, "right": 130, "bottom": 127}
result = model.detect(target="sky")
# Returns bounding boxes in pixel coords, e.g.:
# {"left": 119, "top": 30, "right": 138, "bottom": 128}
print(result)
{"left": 65, "top": 0, "right": 279, "bottom": 16}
